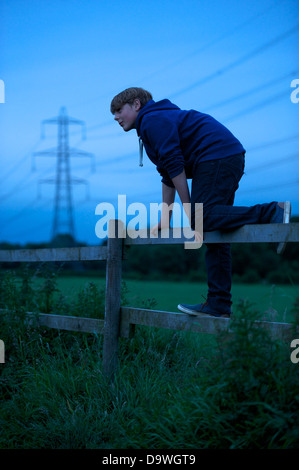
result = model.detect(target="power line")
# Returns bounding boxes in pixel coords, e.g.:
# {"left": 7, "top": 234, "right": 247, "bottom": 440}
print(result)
{"left": 82, "top": 130, "right": 127, "bottom": 141}
{"left": 240, "top": 178, "right": 299, "bottom": 193}
{"left": 222, "top": 89, "right": 288, "bottom": 123}
{"left": 73, "top": 69, "right": 298, "bottom": 141}
{"left": 1, "top": 139, "right": 42, "bottom": 182}
{"left": 94, "top": 151, "right": 138, "bottom": 168}
{"left": 0, "top": 140, "right": 66, "bottom": 204}
{"left": 69, "top": 23, "right": 298, "bottom": 139}
{"left": 246, "top": 152, "right": 298, "bottom": 173}
{"left": 0, "top": 145, "right": 96, "bottom": 206}
{"left": 169, "top": 23, "right": 299, "bottom": 99}
{"left": 88, "top": 131, "right": 299, "bottom": 176}
{"left": 71, "top": 30, "right": 298, "bottom": 140}
{"left": 0, "top": 197, "right": 49, "bottom": 229}
{"left": 2, "top": 219, "right": 52, "bottom": 242}
{"left": 69, "top": 118, "right": 113, "bottom": 137}
{"left": 247, "top": 133, "right": 299, "bottom": 152}
{"left": 137, "top": 0, "right": 281, "bottom": 85}
{"left": 0, "top": 158, "right": 58, "bottom": 204}
{"left": 203, "top": 69, "right": 299, "bottom": 113}
{"left": 90, "top": 127, "right": 299, "bottom": 174}
{"left": 69, "top": 0, "right": 281, "bottom": 112}
{"left": 0, "top": 170, "right": 35, "bottom": 203}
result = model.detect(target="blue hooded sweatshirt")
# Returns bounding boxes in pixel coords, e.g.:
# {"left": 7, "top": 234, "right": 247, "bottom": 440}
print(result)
{"left": 135, "top": 99, "right": 245, "bottom": 188}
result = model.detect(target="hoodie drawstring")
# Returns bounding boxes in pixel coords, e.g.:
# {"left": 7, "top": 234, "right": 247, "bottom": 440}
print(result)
{"left": 139, "top": 136, "right": 144, "bottom": 167}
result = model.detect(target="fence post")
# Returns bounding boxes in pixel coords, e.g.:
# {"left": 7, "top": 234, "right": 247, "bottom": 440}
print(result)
{"left": 102, "top": 219, "right": 124, "bottom": 379}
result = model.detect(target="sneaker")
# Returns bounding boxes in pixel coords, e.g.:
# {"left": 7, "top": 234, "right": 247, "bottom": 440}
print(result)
{"left": 270, "top": 201, "right": 291, "bottom": 254}
{"left": 177, "top": 302, "right": 231, "bottom": 318}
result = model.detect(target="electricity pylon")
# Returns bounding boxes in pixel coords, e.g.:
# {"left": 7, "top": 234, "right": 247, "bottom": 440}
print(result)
{"left": 33, "top": 107, "right": 94, "bottom": 241}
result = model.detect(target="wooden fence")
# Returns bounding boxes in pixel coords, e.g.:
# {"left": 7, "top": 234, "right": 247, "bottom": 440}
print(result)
{"left": 1, "top": 220, "right": 299, "bottom": 379}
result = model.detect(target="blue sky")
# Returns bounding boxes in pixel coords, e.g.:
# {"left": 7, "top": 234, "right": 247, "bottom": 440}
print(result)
{"left": 0, "top": 0, "right": 298, "bottom": 245}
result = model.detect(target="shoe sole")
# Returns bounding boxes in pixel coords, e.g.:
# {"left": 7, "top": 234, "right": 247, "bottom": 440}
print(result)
{"left": 177, "top": 304, "right": 230, "bottom": 318}
{"left": 277, "top": 201, "right": 291, "bottom": 254}
{"left": 177, "top": 304, "right": 205, "bottom": 316}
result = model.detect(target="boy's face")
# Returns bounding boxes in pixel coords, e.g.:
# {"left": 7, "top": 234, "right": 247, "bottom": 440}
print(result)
{"left": 114, "top": 99, "right": 141, "bottom": 132}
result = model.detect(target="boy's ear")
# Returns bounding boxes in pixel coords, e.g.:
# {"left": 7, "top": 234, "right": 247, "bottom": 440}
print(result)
{"left": 133, "top": 99, "right": 142, "bottom": 111}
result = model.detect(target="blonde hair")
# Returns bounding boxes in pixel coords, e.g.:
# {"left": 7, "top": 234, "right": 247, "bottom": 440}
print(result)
{"left": 110, "top": 87, "right": 152, "bottom": 113}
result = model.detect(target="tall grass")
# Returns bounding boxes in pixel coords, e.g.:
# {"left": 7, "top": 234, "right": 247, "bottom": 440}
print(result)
{"left": 0, "top": 268, "right": 298, "bottom": 449}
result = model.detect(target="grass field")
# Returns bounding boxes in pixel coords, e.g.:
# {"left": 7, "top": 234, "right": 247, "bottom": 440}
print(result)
{"left": 55, "top": 275, "right": 298, "bottom": 323}
{"left": 1, "top": 270, "right": 299, "bottom": 448}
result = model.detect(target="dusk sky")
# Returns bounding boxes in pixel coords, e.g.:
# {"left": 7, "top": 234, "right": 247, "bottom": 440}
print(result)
{"left": 1, "top": 0, "right": 298, "bottom": 245}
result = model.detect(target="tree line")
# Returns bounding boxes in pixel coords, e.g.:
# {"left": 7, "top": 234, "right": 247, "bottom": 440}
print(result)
{"left": 1, "top": 219, "right": 298, "bottom": 284}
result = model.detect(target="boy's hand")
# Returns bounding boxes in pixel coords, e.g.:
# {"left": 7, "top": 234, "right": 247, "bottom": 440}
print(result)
{"left": 150, "top": 221, "right": 169, "bottom": 237}
{"left": 150, "top": 223, "right": 159, "bottom": 237}
{"left": 184, "top": 229, "right": 203, "bottom": 250}
{"left": 193, "top": 230, "right": 203, "bottom": 244}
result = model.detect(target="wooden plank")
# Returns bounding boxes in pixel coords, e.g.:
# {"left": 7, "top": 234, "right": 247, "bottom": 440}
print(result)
{"left": 36, "top": 313, "right": 104, "bottom": 334}
{"left": 125, "top": 223, "right": 299, "bottom": 245}
{"left": 1, "top": 224, "right": 298, "bottom": 262}
{"left": 102, "top": 220, "right": 124, "bottom": 379}
{"left": 120, "top": 307, "right": 298, "bottom": 341}
{"left": 203, "top": 223, "right": 299, "bottom": 244}
{"left": 120, "top": 307, "right": 230, "bottom": 336}
{"left": 2, "top": 306, "right": 295, "bottom": 341}
{"left": 0, "top": 309, "right": 105, "bottom": 334}
{"left": 0, "top": 246, "right": 107, "bottom": 262}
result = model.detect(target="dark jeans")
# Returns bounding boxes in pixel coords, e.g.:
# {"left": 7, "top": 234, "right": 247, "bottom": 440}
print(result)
{"left": 190, "top": 154, "right": 277, "bottom": 313}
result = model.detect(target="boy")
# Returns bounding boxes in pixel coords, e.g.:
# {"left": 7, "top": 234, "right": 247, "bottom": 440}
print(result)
{"left": 110, "top": 87, "right": 291, "bottom": 318}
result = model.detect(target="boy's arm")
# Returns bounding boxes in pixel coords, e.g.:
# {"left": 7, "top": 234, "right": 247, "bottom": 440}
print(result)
{"left": 150, "top": 183, "right": 176, "bottom": 234}
{"left": 172, "top": 170, "right": 203, "bottom": 243}
{"left": 151, "top": 169, "right": 190, "bottom": 230}
{"left": 171, "top": 170, "right": 191, "bottom": 223}
{"left": 161, "top": 182, "right": 176, "bottom": 227}
{"left": 151, "top": 169, "right": 202, "bottom": 242}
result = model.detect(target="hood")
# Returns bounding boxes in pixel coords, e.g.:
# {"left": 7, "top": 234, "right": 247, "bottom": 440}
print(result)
{"left": 136, "top": 99, "right": 180, "bottom": 135}
{"left": 136, "top": 99, "right": 180, "bottom": 167}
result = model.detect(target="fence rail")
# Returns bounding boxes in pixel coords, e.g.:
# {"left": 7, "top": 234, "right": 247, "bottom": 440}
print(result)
{"left": 125, "top": 223, "right": 299, "bottom": 245}
{"left": 0, "top": 224, "right": 298, "bottom": 262}
{"left": 1, "top": 220, "right": 299, "bottom": 379}
{"left": 12, "top": 305, "right": 292, "bottom": 343}
{"left": 0, "top": 246, "right": 107, "bottom": 262}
